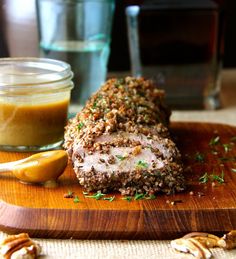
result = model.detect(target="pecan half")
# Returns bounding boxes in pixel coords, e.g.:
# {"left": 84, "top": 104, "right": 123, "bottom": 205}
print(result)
{"left": 183, "top": 232, "right": 220, "bottom": 248}
{"left": 218, "top": 230, "right": 236, "bottom": 250}
{"left": 171, "top": 237, "right": 212, "bottom": 259}
{"left": 0, "top": 233, "right": 41, "bottom": 259}
{"left": 171, "top": 230, "right": 236, "bottom": 259}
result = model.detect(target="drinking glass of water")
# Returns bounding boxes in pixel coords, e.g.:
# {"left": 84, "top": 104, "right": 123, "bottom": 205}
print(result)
{"left": 36, "top": 0, "right": 115, "bottom": 104}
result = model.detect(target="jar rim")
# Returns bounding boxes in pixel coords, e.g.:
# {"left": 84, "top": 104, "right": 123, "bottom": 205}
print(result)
{"left": 0, "top": 57, "right": 73, "bottom": 92}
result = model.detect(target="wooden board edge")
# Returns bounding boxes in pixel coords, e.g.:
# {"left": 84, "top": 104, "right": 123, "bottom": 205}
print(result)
{"left": 1, "top": 200, "right": 236, "bottom": 240}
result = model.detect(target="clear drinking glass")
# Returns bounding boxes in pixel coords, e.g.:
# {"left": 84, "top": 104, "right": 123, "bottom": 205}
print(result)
{"left": 36, "top": 0, "right": 115, "bottom": 104}
{"left": 126, "top": 1, "right": 223, "bottom": 110}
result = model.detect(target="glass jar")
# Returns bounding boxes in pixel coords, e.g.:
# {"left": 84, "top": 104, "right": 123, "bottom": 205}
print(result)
{"left": 0, "top": 58, "right": 74, "bottom": 151}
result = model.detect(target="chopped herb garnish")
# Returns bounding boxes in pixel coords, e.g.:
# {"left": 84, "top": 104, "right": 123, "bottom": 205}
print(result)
{"left": 122, "top": 194, "right": 156, "bottom": 201}
{"left": 103, "top": 196, "right": 115, "bottom": 202}
{"left": 78, "top": 122, "right": 84, "bottom": 131}
{"left": 115, "top": 155, "right": 126, "bottom": 161}
{"left": 209, "top": 136, "right": 220, "bottom": 146}
{"left": 82, "top": 191, "right": 89, "bottom": 195}
{"left": 134, "top": 193, "right": 146, "bottom": 200}
{"left": 73, "top": 195, "right": 80, "bottom": 203}
{"left": 195, "top": 152, "right": 205, "bottom": 162}
{"left": 121, "top": 196, "right": 132, "bottom": 202}
{"left": 136, "top": 160, "right": 148, "bottom": 169}
{"left": 199, "top": 171, "right": 225, "bottom": 184}
{"left": 199, "top": 172, "right": 209, "bottom": 183}
{"left": 231, "top": 168, "right": 236, "bottom": 173}
{"left": 92, "top": 101, "right": 97, "bottom": 108}
{"left": 85, "top": 192, "right": 105, "bottom": 200}
{"left": 67, "top": 190, "right": 73, "bottom": 196}
{"left": 211, "top": 171, "right": 225, "bottom": 184}
{"left": 222, "top": 143, "right": 232, "bottom": 153}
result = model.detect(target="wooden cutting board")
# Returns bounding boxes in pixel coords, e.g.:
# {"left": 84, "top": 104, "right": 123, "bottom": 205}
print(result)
{"left": 0, "top": 122, "right": 236, "bottom": 240}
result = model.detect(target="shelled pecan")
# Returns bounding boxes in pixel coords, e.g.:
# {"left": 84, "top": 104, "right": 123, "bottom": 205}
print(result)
{"left": 0, "top": 233, "right": 41, "bottom": 259}
{"left": 171, "top": 230, "right": 236, "bottom": 259}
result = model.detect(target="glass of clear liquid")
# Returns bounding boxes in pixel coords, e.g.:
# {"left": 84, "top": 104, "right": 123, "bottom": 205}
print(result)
{"left": 36, "top": 0, "right": 115, "bottom": 104}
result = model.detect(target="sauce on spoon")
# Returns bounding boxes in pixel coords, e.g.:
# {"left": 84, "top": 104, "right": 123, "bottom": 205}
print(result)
{"left": 0, "top": 150, "right": 68, "bottom": 184}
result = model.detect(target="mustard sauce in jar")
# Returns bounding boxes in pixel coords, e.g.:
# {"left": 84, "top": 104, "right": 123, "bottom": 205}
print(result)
{"left": 0, "top": 58, "right": 74, "bottom": 151}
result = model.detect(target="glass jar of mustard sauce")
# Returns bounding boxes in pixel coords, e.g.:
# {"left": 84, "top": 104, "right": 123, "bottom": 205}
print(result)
{"left": 0, "top": 58, "right": 74, "bottom": 151}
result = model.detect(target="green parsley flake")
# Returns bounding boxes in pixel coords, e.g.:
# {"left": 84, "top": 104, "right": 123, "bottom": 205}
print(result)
{"left": 78, "top": 122, "right": 84, "bottom": 131}
{"left": 92, "top": 101, "right": 97, "bottom": 109}
{"left": 85, "top": 192, "right": 105, "bottom": 200}
{"left": 211, "top": 171, "right": 225, "bottom": 184}
{"left": 195, "top": 152, "right": 205, "bottom": 162}
{"left": 134, "top": 193, "right": 146, "bottom": 200}
{"left": 121, "top": 196, "right": 132, "bottom": 202}
{"left": 209, "top": 136, "right": 220, "bottom": 146}
{"left": 222, "top": 143, "right": 232, "bottom": 153}
{"left": 231, "top": 168, "right": 236, "bottom": 173}
{"left": 136, "top": 160, "right": 148, "bottom": 169}
{"left": 116, "top": 155, "right": 126, "bottom": 161}
{"left": 103, "top": 196, "right": 115, "bottom": 202}
{"left": 73, "top": 195, "right": 80, "bottom": 203}
{"left": 199, "top": 172, "right": 209, "bottom": 184}
{"left": 199, "top": 171, "right": 225, "bottom": 184}
{"left": 67, "top": 190, "right": 73, "bottom": 196}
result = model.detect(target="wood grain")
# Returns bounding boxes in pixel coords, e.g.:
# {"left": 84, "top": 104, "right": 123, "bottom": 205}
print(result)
{"left": 0, "top": 122, "right": 236, "bottom": 240}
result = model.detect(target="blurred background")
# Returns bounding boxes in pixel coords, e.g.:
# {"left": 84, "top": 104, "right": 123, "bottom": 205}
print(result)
{"left": 1, "top": 0, "right": 235, "bottom": 69}
{"left": 0, "top": 0, "right": 235, "bottom": 109}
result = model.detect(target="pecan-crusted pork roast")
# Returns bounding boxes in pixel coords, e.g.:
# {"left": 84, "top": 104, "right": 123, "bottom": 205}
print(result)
{"left": 64, "top": 77, "right": 185, "bottom": 195}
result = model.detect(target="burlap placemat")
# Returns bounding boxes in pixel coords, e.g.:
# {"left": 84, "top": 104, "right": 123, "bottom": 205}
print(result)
{"left": 1, "top": 231, "right": 236, "bottom": 258}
